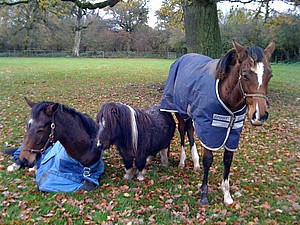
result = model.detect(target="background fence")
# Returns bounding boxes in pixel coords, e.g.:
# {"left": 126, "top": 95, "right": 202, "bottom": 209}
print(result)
{"left": 0, "top": 50, "right": 180, "bottom": 59}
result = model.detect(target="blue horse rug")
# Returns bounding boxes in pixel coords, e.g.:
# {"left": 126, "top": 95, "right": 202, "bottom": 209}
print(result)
{"left": 160, "top": 53, "right": 246, "bottom": 151}
{"left": 36, "top": 141, "right": 104, "bottom": 192}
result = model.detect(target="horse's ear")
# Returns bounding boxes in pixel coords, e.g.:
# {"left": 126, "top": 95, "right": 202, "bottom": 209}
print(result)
{"left": 264, "top": 41, "right": 275, "bottom": 60}
{"left": 25, "top": 97, "right": 36, "bottom": 108}
{"left": 232, "top": 40, "right": 247, "bottom": 62}
{"left": 46, "top": 103, "right": 59, "bottom": 116}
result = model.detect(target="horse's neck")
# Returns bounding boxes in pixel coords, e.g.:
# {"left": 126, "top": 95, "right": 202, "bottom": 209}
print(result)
{"left": 57, "top": 115, "right": 100, "bottom": 167}
{"left": 218, "top": 69, "right": 244, "bottom": 111}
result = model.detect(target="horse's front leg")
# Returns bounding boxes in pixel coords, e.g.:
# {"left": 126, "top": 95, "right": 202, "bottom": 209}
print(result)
{"left": 123, "top": 155, "right": 136, "bottom": 180}
{"left": 186, "top": 119, "right": 200, "bottom": 171}
{"left": 159, "top": 148, "right": 169, "bottom": 166}
{"left": 199, "top": 148, "right": 213, "bottom": 205}
{"left": 175, "top": 113, "right": 187, "bottom": 169}
{"left": 221, "top": 148, "right": 234, "bottom": 205}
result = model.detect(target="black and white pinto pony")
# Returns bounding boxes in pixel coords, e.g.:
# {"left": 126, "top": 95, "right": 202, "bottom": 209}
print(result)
{"left": 160, "top": 41, "right": 275, "bottom": 205}
{"left": 96, "top": 102, "right": 176, "bottom": 181}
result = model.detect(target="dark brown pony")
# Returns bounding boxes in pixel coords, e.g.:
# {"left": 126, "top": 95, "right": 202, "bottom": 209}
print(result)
{"left": 160, "top": 41, "right": 275, "bottom": 205}
{"left": 19, "top": 98, "right": 101, "bottom": 168}
{"left": 96, "top": 102, "right": 176, "bottom": 181}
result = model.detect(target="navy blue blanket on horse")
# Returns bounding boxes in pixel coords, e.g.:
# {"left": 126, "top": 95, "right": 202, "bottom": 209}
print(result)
{"left": 160, "top": 53, "right": 246, "bottom": 151}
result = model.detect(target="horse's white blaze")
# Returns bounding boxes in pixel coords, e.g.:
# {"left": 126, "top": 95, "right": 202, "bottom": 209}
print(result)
{"left": 255, "top": 102, "right": 260, "bottom": 120}
{"left": 251, "top": 62, "right": 264, "bottom": 89}
{"left": 221, "top": 179, "right": 233, "bottom": 205}
{"left": 126, "top": 105, "right": 138, "bottom": 153}
{"left": 96, "top": 140, "right": 101, "bottom": 147}
{"left": 179, "top": 145, "right": 186, "bottom": 168}
{"left": 28, "top": 118, "right": 34, "bottom": 126}
{"left": 191, "top": 143, "right": 200, "bottom": 171}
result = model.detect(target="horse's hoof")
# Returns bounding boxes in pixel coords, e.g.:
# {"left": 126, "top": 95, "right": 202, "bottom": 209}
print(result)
{"left": 193, "top": 166, "right": 201, "bottom": 171}
{"left": 224, "top": 197, "right": 234, "bottom": 205}
{"left": 199, "top": 198, "right": 209, "bottom": 206}
{"left": 147, "top": 156, "right": 154, "bottom": 162}
{"left": 178, "top": 163, "right": 185, "bottom": 169}
{"left": 161, "top": 162, "right": 168, "bottom": 167}
{"left": 123, "top": 174, "right": 133, "bottom": 180}
{"left": 137, "top": 172, "right": 145, "bottom": 181}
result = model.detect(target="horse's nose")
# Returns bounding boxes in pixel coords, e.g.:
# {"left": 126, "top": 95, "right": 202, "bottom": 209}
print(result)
{"left": 251, "top": 110, "right": 268, "bottom": 126}
{"left": 20, "top": 158, "right": 28, "bottom": 167}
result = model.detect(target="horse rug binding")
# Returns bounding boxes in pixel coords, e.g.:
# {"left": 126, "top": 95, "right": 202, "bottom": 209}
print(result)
{"left": 160, "top": 53, "right": 247, "bottom": 151}
{"left": 36, "top": 141, "right": 104, "bottom": 192}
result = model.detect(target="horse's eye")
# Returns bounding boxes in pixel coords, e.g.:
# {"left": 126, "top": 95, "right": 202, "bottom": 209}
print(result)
{"left": 36, "top": 129, "right": 44, "bottom": 133}
{"left": 242, "top": 71, "right": 249, "bottom": 80}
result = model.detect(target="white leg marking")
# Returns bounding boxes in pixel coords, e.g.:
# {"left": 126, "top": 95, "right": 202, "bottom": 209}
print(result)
{"left": 159, "top": 148, "right": 168, "bottom": 166}
{"left": 137, "top": 169, "right": 146, "bottom": 181}
{"left": 221, "top": 179, "right": 233, "bottom": 205}
{"left": 147, "top": 155, "right": 154, "bottom": 162}
{"left": 191, "top": 143, "right": 200, "bottom": 171}
{"left": 126, "top": 105, "right": 138, "bottom": 153}
{"left": 124, "top": 167, "right": 137, "bottom": 180}
{"left": 178, "top": 145, "right": 186, "bottom": 168}
{"left": 7, "top": 163, "right": 20, "bottom": 172}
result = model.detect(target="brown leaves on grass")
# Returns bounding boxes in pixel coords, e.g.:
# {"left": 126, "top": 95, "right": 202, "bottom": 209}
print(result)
{"left": 1, "top": 66, "right": 299, "bottom": 224}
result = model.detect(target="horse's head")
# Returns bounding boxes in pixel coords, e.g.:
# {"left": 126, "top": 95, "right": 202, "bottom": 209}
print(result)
{"left": 96, "top": 103, "right": 121, "bottom": 150}
{"left": 233, "top": 40, "right": 275, "bottom": 126}
{"left": 19, "top": 97, "right": 59, "bottom": 167}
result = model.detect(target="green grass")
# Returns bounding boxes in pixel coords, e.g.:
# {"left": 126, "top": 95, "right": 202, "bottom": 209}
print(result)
{"left": 0, "top": 58, "right": 299, "bottom": 224}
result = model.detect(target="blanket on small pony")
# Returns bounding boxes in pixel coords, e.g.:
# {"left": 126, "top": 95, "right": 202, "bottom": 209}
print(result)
{"left": 36, "top": 141, "right": 104, "bottom": 192}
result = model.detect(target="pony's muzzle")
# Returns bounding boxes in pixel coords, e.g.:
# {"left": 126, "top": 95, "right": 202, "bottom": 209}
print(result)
{"left": 251, "top": 110, "right": 269, "bottom": 126}
{"left": 19, "top": 158, "right": 36, "bottom": 168}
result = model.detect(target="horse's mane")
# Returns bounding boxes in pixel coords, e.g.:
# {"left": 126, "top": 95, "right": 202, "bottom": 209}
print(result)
{"left": 215, "top": 46, "right": 265, "bottom": 80}
{"left": 98, "top": 103, "right": 131, "bottom": 150}
{"left": 32, "top": 101, "right": 97, "bottom": 139}
{"left": 99, "top": 103, "right": 152, "bottom": 151}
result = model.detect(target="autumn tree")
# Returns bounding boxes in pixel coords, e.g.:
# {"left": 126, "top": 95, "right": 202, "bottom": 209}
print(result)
{"left": 0, "top": 0, "right": 121, "bottom": 56}
{"left": 158, "top": 0, "right": 299, "bottom": 58}
{"left": 106, "top": 0, "right": 149, "bottom": 51}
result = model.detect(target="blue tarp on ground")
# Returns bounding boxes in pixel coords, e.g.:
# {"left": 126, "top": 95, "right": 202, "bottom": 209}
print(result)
{"left": 36, "top": 141, "right": 104, "bottom": 192}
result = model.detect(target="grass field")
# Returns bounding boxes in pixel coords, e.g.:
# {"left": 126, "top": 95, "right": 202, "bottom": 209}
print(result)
{"left": 0, "top": 58, "right": 299, "bottom": 224}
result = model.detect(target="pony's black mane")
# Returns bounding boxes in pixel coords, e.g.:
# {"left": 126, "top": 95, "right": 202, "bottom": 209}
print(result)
{"left": 216, "top": 46, "right": 265, "bottom": 80}
{"left": 32, "top": 101, "right": 97, "bottom": 139}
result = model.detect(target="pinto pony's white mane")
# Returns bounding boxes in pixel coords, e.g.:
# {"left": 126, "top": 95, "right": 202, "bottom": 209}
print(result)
{"left": 124, "top": 104, "right": 138, "bottom": 154}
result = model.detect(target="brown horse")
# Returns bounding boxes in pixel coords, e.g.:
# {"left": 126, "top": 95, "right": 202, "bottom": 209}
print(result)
{"left": 160, "top": 40, "right": 275, "bottom": 205}
{"left": 19, "top": 98, "right": 105, "bottom": 192}
{"left": 19, "top": 97, "right": 102, "bottom": 168}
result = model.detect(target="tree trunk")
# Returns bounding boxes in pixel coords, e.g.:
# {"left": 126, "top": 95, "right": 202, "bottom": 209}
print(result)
{"left": 72, "top": 7, "right": 83, "bottom": 57}
{"left": 73, "top": 29, "right": 81, "bottom": 57}
{"left": 183, "top": 0, "right": 222, "bottom": 58}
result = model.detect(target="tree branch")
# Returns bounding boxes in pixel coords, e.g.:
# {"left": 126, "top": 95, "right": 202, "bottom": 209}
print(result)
{"left": 61, "top": 0, "right": 121, "bottom": 9}
{"left": 0, "top": 0, "right": 121, "bottom": 8}
{"left": 0, "top": 0, "right": 29, "bottom": 6}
